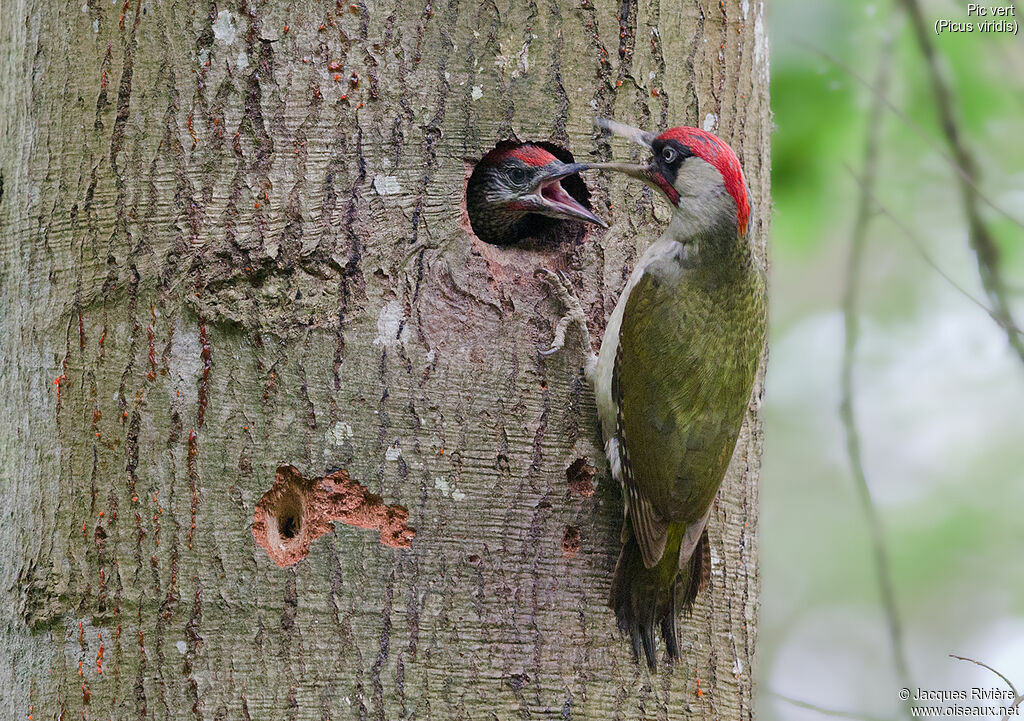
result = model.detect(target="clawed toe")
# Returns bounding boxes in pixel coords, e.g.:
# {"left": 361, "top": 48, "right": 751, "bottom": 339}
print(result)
{"left": 535, "top": 267, "right": 593, "bottom": 360}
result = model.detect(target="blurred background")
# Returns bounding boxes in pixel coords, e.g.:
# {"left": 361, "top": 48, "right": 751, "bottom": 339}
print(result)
{"left": 761, "top": 0, "right": 1024, "bottom": 718}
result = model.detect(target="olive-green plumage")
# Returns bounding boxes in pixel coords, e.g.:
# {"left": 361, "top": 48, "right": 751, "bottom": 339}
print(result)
{"left": 605, "top": 235, "right": 765, "bottom": 665}
{"left": 588, "top": 120, "right": 766, "bottom": 668}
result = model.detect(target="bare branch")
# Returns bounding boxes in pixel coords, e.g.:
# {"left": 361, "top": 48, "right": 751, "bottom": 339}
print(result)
{"left": 896, "top": 0, "right": 1024, "bottom": 368}
{"left": 770, "top": 691, "right": 893, "bottom": 721}
{"left": 949, "top": 654, "right": 1024, "bottom": 721}
{"left": 798, "top": 39, "right": 1024, "bottom": 234}
{"left": 842, "top": 164, "right": 1024, "bottom": 338}
{"left": 949, "top": 654, "right": 1018, "bottom": 697}
{"left": 839, "top": 35, "right": 915, "bottom": 710}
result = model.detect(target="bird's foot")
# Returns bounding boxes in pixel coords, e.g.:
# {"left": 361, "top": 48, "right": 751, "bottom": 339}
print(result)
{"left": 535, "top": 268, "right": 595, "bottom": 363}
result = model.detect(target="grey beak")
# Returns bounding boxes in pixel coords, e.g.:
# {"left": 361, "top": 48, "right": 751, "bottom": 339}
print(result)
{"left": 584, "top": 161, "right": 652, "bottom": 182}
{"left": 535, "top": 161, "right": 594, "bottom": 184}
{"left": 531, "top": 161, "right": 609, "bottom": 228}
{"left": 594, "top": 117, "right": 657, "bottom": 149}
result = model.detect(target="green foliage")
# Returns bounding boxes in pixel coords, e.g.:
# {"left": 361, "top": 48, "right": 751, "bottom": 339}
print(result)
{"left": 762, "top": 0, "right": 1024, "bottom": 718}
{"left": 772, "top": 65, "right": 859, "bottom": 255}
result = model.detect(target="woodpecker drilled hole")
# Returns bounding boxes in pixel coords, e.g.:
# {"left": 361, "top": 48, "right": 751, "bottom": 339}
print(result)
{"left": 253, "top": 465, "right": 416, "bottom": 567}
{"left": 263, "top": 487, "right": 304, "bottom": 553}
{"left": 276, "top": 493, "right": 302, "bottom": 540}
{"left": 562, "top": 525, "right": 582, "bottom": 558}
{"left": 465, "top": 141, "right": 598, "bottom": 248}
{"left": 566, "top": 457, "right": 597, "bottom": 497}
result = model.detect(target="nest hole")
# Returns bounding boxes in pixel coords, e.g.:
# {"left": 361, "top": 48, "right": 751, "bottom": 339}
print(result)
{"left": 562, "top": 525, "right": 582, "bottom": 558}
{"left": 275, "top": 490, "right": 303, "bottom": 542}
{"left": 253, "top": 465, "right": 416, "bottom": 567}
{"left": 252, "top": 469, "right": 312, "bottom": 567}
{"left": 465, "top": 140, "right": 598, "bottom": 248}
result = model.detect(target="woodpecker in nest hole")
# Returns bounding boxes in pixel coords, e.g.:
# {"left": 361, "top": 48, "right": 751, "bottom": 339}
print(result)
{"left": 466, "top": 143, "right": 606, "bottom": 245}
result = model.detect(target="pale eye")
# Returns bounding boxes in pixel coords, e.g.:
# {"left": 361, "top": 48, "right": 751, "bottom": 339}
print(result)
{"left": 508, "top": 166, "right": 527, "bottom": 184}
{"left": 661, "top": 146, "right": 677, "bottom": 164}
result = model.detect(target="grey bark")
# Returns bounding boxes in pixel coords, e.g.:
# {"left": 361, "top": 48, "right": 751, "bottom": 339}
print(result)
{"left": 0, "top": 0, "right": 770, "bottom": 718}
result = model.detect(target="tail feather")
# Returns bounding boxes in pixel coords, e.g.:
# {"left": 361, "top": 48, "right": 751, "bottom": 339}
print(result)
{"left": 617, "top": 583, "right": 660, "bottom": 669}
{"left": 609, "top": 537, "right": 673, "bottom": 670}
{"left": 660, "top": 592, "right": 680, "bottom": 659}
{"left": 639, "top": 618, "right": 658, "bottom": 669}
{"left": 628, "top": 621, "right": 645, "bottom": 666}
{"left": 610, "top": 526, "right": 709, "bottom": 669}
{"left": 680, "top": 528, "right": 710, "bottom": 614}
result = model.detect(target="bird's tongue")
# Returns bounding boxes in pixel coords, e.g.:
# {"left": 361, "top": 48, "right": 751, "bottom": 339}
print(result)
{"left": 541, "top": 180, "right": 586, "bottom": 215}
{"left": 536, "top": 174, "right": 606, "bottom": 226}
{"left": 535, "top": 176, "right": 607, "bottom": 227}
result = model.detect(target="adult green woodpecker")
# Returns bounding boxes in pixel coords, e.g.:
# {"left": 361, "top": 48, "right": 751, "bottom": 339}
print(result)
{"left": 542, "top": 119, "right": 766, "bottom": 668}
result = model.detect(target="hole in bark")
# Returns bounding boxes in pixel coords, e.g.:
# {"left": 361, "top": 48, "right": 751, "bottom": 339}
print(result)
{"left": 506, "top": 672, "right": 531, "bottom": 691}
{"left": 562, "top": 525, "right": 582, "bottom": 558}
{"left": 276, "top": 490, "right": 302, "bottom": 539}
{"left": 465, "top": 141, "right": 599, "bottom": 248}
{"left": 253, "top": 465, "right": 416, "bottom": 567}
{"left": 566, "top": 457, "right": 597, "bottom": 497}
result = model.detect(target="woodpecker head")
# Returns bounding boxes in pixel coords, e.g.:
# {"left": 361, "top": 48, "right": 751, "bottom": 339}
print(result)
{"left": 592, "top": 118, "right": 750, "bottom": 238}
{"left": 466, "top": 143, "right": 607, "bottom": 245}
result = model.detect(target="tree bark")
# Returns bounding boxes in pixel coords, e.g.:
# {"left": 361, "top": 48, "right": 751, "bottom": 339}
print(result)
{"left": 0, "top": 0, "right": 770, "bottom": 717}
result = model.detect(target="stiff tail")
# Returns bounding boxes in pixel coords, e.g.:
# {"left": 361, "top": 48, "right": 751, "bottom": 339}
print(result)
{"left": 609, "top": 526, "right": 710, "bottom": 669}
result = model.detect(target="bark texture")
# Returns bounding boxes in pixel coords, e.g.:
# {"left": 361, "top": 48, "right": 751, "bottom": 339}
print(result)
{"left": 0, "top": 0, "right": 770, "bottom": 717}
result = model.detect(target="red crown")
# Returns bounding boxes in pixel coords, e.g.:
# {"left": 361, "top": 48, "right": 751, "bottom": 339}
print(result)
{"left": 658, "top": 127, "right": 749, "bottom": 236}
{"left": 480, "top": 143, "right": 558, "bottom": 168}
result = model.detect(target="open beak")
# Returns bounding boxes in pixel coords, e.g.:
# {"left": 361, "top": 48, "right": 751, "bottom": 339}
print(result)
{"left": 527, "top": 161, "right": 608, "bottom": 228}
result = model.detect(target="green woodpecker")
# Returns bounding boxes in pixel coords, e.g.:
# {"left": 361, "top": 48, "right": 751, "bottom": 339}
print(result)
{"left": 542, "top": 119, "right": 766, "bottom": 668}
{"left": 466, "top": 143, "right": 607, "bottom": 245}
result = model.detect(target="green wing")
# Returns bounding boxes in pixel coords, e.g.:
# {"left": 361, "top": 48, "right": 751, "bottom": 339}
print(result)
{"left": 614, "top": 266, "right": 758, "bottom": 569}
{"left": 612, "top": 340, "right": 669, "bottom": 569}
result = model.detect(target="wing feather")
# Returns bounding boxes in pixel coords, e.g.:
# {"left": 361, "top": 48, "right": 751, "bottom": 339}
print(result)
{"left": 613, "top": 338, "right": 668, "bottom": 568}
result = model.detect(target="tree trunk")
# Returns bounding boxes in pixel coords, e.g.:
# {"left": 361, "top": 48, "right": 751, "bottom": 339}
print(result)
{"left": 0, "top": 0, "right": 770, "bottom": 717}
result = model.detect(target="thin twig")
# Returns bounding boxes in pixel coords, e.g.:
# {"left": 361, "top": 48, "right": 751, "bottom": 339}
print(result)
{"left": 949, "top": 654, "right": 1018, "bottom": 697}
{"left": 1005, "top": 694, "right": 1024, "bottom": 721}
{"left": 838, "top": 32, "right": 915, "bottom": 711}
{"left": 798, "top": 38, "right": 1024, "bottom": 234}
{"left": 897, "top": 0, "right": 1024, "bottom": 368}
{"left": 770, "top": 691, "right": 892, "bottom": 721}
{"left": 948, "top": 654, "right": 1024, "bottom": 721}
{"left": 843, "top": 164, "right": 1024, "bottom": 338}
